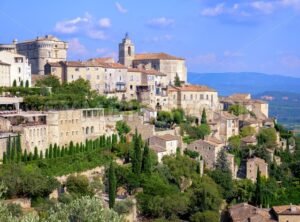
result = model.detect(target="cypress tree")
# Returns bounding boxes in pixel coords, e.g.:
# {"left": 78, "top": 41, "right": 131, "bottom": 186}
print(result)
{"left": 174, "top": 73, "right": 181, "bottom": 87}
{"left": 28, "top": 152, "right": 33, "bottom": 161}
{"left": 75, "top": 143, "right": 80, "bottom": 153}
{"left": 7, "top": 135, "right": 11, "bottom": 161}
{"left": 132, "top": 129, "right": 142, "bottom": 176}
{"left": 69, "top": 141, "right": 74, "bottom": 155}
{"left": 201, "top": 108, "right": 207, "bottom": 125}
{"left": 53, "top": 144, "right": 57, "bottom": 158}
{"left": 23, "top": 149, "right": 28, "bottom": 162}
{"left": 20, "top": 80, "right": 24, "bottom": 87}
{"left": 142, "top": 142, "right": 151, "bottom": 174}
{"left": 12, "top": 79, "right": 17, "bottom": 87}
{"left": 3, "top": 152, "right": 7, "bottom": 164}
{"left": 39, "top": 150, "right": 43, "bottom": 159}
{"left": 17, "top": 150, "right": 21, "bottom": 163}
{"left": 11, "top": 141, "right": 16, "bottom": 162}
{"left": 108, "top": 161, "right": 116, "bottom": 209}
{"left": 49, "top": 144, "right": 53, "bottom": 159}
{"left": 45, "top": 149, "right": 49, "bottom": 159}
{"left": 254, "top": 167, "right": 262, "bottom": 207}
{"left": 80, "top": 143, "right": 83, "bottom": 152}
{"left": 16, "top": 134, "right": 21, "bottom": 153}
{"left": 25, "top": 80, "right": 29, "bottom": 88}
{"left": 33, "top": 147, "right": 38, "bottom": 160}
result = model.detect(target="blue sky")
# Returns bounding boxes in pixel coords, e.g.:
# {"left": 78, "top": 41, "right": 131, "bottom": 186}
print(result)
{"left": 1, "top": 0, "right": 300, "bottom": 77}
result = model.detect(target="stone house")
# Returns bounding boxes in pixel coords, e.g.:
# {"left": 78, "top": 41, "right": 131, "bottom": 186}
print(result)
{"left": 148, "top": 134, "right": 178, "bottom": 162}
{"left": 0, "top": 51, "right": 31, "bottom": 87}
{"left": 186, "top": 137, "right": 224, "bottom": 169}
{"left": 246, "top": 157, "right": 268, "bottom": 182}
{"left": 241, "top": 135, "right": 257, "bottom": 146}
{"left": 272, "top": 204, "right": 300, "bottom": 222}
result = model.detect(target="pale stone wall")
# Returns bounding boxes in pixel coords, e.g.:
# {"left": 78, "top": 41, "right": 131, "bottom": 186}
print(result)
{"left": 0, "top": 51, "right": 31, "bottom": 87}
{"left": 16, "top": 35, "right": 67, "bottom": 75}
{"left": 186, "top": 140, "right": 223, "bottom": 169}
{"left": 168, "top": 90, "right": 219, "bottom": 117}
{"left": 246, "top": 157, "right": 268, "bottom": 182}
{"left": 0, "top": 63, "right": 10, "bottom": 87}
{"left": 278, "top": 215, "right": 300, "bottom": 222}
{"left": 159, "top": 59, "right": 187, "bottom": 84}
{"left": 21, "top": 124, "right": 48, "bottom": 153}
{"left": 126, "top": 71, "right": 142, "bottom": 100}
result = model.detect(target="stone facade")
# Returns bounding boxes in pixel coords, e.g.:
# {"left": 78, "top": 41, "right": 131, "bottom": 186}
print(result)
{"left": 167, "top": 84, "right": 219, "bottom": 118}
{"left": 0, "top": 51, "right": 31, "bottom": 87}
{"left": 186, "top": 137, "right": 224, "bottom": 169}
{"left": 16, "top": 35, "right": 67, "bottom": 75}
{"left": 148, "top": 134, "right": 178, "bottom": 162}
{"left": 246, "top": 157, "right": 268, "bottom": 182}
{"left": 118, "top": 34, "right": 187, "bottom": 84}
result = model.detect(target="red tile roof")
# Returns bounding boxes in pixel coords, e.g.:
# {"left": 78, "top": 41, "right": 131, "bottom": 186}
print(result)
{"left": 87, "top": 57, "right": 114, "bottom": 63}
{"left": 168, "top": 84, "right": 216, "bottom": 93}
{"left": 273, "top": 205, "right": 300, "bottom": 215}
{"left": 47, "top": 61, "right": 127, "bottom": 69}
{"left": 134, "top": 53, "right": 184, "bottom": 61}
{"left": 153, "top": 134, "right": 178, "bottom": 141}
{"left": 128, "top": 68, "right": 166, "bottom": 76}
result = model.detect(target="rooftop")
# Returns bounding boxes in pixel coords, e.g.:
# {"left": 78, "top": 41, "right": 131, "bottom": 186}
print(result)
{"left": 128, "top": 67, "right": 166, "bottom": 76}
{"left": 168, "top": 84, "right": 216, "bottom": 93}
{"left": 153, "top": 134, "right": 178, "bottom": 141}
{"left": 134, "top": 52, "right": 184, "bottom": 61}
{"left": 47, "top": 61, "right": 127, "bottom": 69}
{"left": 149, "top": 144, "right": 166, "bottom": 153}
{"left": 272, "top": 205, "right": 300, "bottom": 215}
{"left": 0, "top": 60, "right": 10, "bottom": 66}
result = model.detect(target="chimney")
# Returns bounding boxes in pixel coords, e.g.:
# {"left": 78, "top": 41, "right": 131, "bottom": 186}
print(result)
{"left": 290, "top": 203, "right": 297, "bottom": 213}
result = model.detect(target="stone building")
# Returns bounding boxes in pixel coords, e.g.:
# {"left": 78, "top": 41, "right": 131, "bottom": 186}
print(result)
{"left": 1, "top": 35, "right": 68, "bottom": 75}
{"left": 186, "top": 137, "right": 224, "bottom": 169}
{"left": 0, "top": 108, "right": 119, "bottom": 157}
{"left": 246, "top": 157, "right": 268, "bottom": 182}
{"left": 167, "top": 84, "right": 219, "bottom": 119}
{"left": 0, "top": 51, "right": 31, "bottom": 87}
{"left": 272, "top": 204, "right": 300, "bottom": 222}
{"left": 45, "top": 60, "right": 128, "bottom": 100}
{"left": 118, "top": 34, "right": 187, "bottom": 84}
{"left": 209, "top": 111, "right": 239, "bottom": 142}
{"left": 148, "top": 134, "right": 179, "bottom": 162}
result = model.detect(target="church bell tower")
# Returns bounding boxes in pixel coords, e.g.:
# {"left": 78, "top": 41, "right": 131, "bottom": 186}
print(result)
{"left": 118, "top": 33, "right": 135, "bottom": 67}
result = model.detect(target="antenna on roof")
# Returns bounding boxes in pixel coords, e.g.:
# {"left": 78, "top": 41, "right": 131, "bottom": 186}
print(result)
{"left": 125, "top": 32, "right": 129, "bottom": 39}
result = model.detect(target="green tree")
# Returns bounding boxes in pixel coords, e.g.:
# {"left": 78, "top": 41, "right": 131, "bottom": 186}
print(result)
{"left": 2, "top": 152, "right": 7, "bottom": 164}
{"left": 257, "top": 128, "right": 277, "bottom": 147}
{"left": 25, "top": 80, "right": 29, "bottom": 88}
{"left": 228, "top": 135, "right": 241, "bottom": 150}
{"left": 132, "top": 129, "right": 143, "bottom": 176}
{"left": 66, "top": 174, "right": 92, "bottom": 197}
{"left": 36, "top": 75, "right": 60, "bottom": 93}
{"left": 20, "top": 80, "right": 24, "bottom": 87}
{"left": 142, "top": 143, "right": 151, "bottom": 174}
{"left": 215, "top": 149, "right": 230, "bottom": 173}
{"left": 174, "top": 73, "right": 181, "bottom": 87}
{"left": 33, "top": 147, "right": 38, "bottom": 160}
{"left": 190, "top": 211, "right": 219, "bottom": 222}
{"left": 201, "top": 108, "right": 207, "bottom": 124}
{"left": 254, "top": 168, "right": 262, "bottom": 206}
{"left": 229, "top": 104, "right": 248, "bottom": 116}
{"left": 108, "top": 162, "right": 116, "bottom": 209}
{"left": 12, "top": 80, "right": 17, "bottom": 87}
{"left": 240, "top": 126, "right": 256, "bottom": 138}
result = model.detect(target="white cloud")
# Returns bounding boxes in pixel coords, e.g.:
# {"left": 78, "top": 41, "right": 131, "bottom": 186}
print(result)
{"left": 54, "top": 16, "right": 89, "bottom": 34}
{"left": 54, "top": 13, "right": 108, "bottom": 40}
{"left": 147, "top": 17, "right": 175, "bottom": 28}
{"left": 250, "top": 1, "right": 275, "bottom": 14}
{"left": 190, "top": 53, "right": 217, "bottom": 64}
{"left": 201, "top": 4, "right": 225, "bottom": 17}
{"left": 115, "top": 2, "right": 127, "bottom": 13}
{"left": 98, "top": 18, "right": 111, "bottom": 28}
{"left": 96, "top": 48, "right": 109, "bottom": 54}
{"left": 68, "top": 38, "right": 87, "bottom": 55}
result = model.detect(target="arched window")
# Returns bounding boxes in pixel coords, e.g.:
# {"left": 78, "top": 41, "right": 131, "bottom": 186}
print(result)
{"left": 86, "top": 127, "right": 89, "bottom": 135}
{"left": 128, "top": 46, "right": 131, "bottom": 56}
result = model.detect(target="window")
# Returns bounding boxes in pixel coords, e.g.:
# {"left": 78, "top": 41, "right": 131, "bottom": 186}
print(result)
{"left": 200, "top": 94, "right": 204, "bottom": 100}
{"left": 75, "top": 68, "right": 79, "bottom": 71}
{"left": 18, "top": 67, "right": 21, "bottom": 73}
{"left": 190, "top": 94, "right": 193, "bottom": 100}
{"left": 97, "top": 75, "right": 100, "bottom": 80}
{"left": 128, "top": 46, "right": 132, "bottom": 56}
{"left": 130, "top": 85, "right": 133, "bottom": 90}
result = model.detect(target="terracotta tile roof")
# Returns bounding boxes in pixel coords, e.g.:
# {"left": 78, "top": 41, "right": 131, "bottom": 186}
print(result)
{"left": 168, "top": 84, "right": 216, "bottom": 93}
{"left": 229, "top": 93, "right": 251, "bottom": 100}
{"left": 87, "top": 57, "right": 114, "bottom": 63}
{"left": 149, "top": 144, "right": 166, "bottom": 153}
{"left": 154, "top": 134, "right": 178, "bottom": 141}
{"left": 134, "top": 52, "right": 184, "bottom": 61}
{"left": 229, "top": 203, "right": 276, "bottom": 222}
{"left": 190, "top": 138, "right": 222, "bottom": 148}
{"left": 0, "top": 61, "right": 10, "bottom": 66}
{"left": 207, "top": 137, "right": 223, "bottom": 145}
{"left": 47, "top": 61, "right": 127, "bottom": 69}
{"left": 128, "top": 68, "right": 166, "bottom": 76}
{"left": 272, "top": 205, "right": 300, "bottom": 215}
{"left": 247, "top": 157, "right": 267, "bottom": 165}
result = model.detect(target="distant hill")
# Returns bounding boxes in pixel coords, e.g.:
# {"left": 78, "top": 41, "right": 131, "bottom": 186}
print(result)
{"left": 254, "top": 91, "right": 300, "bottom": 129}
{"left": 188, "top": 72, "right": 300, "bottom": 96}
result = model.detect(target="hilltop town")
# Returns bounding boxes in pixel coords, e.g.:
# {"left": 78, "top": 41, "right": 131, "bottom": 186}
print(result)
{"left": 0, "top": 34, "right": 300, "bottom": 222}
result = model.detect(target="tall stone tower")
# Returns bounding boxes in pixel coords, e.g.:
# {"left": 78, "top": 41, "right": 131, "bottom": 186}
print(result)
{"left": 118, "top": 33, "right": 135, "bottom": 67}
